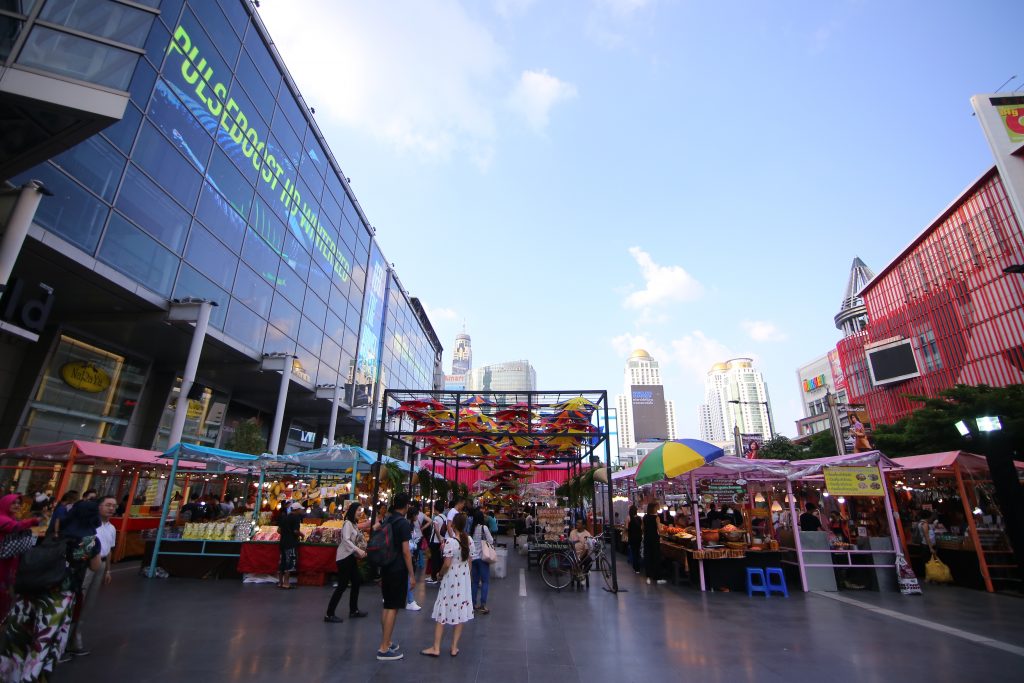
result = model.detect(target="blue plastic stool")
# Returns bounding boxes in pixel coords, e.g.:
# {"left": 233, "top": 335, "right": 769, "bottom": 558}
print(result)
{"left": 746, "top": 568, "right": 768, "bottom": 597}
{"left": 766, "top": 567, "right": 789, "bottom": 597}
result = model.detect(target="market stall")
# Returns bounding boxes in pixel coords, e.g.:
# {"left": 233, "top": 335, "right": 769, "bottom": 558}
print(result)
{"left": 889, "top": 451, "right": 1023, "bottom": 592}
{"left": 375, "top": 389, "right": 620, "bottom": 592}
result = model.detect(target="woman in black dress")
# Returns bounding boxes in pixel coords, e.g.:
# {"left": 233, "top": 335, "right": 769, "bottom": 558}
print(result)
{"left": 642, "top": 502, "right": 665, "bottom": 585}
{"left": 627, "top": 506, "right": 643, "bottom": 574}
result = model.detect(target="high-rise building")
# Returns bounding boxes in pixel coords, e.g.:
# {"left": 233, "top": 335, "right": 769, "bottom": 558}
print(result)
{"left": 615, "top": 349, "right": 677, "bottom": 449}
{"left": 465, "top": 360, "right": 536, "bottom": 391}
{"left": 834, "top": 257, "right": 876, "bottom": 337}
{"left": 0, "top": 1, "right": 444, "bottom": 451}
{"left": 698, "top": 358, "right": 774, "bottom": 444}
{"left": 452, "top": 332, "right": 472, "bottom": 375}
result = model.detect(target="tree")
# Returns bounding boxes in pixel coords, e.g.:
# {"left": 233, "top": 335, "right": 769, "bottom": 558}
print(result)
{"left": 757, "top": 435, "right": 801, "bottom": 460}
{"left": 806, "top": 430, "right": 838, "bottom": 459}
{"left": 872, "top": 384, "right": 1024, "bottom": 576}
{"left": 224, "top": 417, "right": 266, "bottom": 455}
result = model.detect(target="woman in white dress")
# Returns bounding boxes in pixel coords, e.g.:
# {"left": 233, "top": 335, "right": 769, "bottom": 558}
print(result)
{"left": 420, "top": 512, "right": 473, "bottom": 658}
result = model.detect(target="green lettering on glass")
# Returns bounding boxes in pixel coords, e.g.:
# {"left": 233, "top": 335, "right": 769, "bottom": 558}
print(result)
{"left": 167, "top": 25, "right": 351, "bottom": 283}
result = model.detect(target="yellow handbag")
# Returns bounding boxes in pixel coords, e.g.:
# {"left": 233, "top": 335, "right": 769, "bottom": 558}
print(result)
{"left": 925, "top": 552, "right": 953, "bottom": 584}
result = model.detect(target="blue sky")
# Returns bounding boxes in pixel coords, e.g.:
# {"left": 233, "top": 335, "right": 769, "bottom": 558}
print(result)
{"left": 259, "top": 0, "right": 1021, "bottom": 437}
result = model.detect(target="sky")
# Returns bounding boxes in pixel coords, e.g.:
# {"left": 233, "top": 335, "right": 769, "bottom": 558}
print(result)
{"left": 257, "top": 0, "right": 1022, "bottom": 438}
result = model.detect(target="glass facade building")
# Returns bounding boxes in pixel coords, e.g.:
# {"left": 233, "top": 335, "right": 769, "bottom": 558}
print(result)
{"left": 1, "top": 0, "right": 442, "bottom": 450}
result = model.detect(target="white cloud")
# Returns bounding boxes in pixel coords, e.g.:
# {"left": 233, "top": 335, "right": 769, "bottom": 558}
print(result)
{"left": 597, "top": 0, "right": 650, "bottom": 16}
{"left": 493, "top": 0, "right": 539, "bottom": 18}
{"left": 611, "top": 333, "right": 666, "bottom": 362}
{"left": 507, "top": 69, "right": 578, "bottom": 131}
{"left": 424, "top": 305, "right": 459, "bottom": 322}
{"left": 623, "top": 246, "right": 703, "bottom": 310}
{"left": 257, "top": 0, "right": 503, "bottom": 165}
{"left": 669, "top": 331, "right": 736, "bottom": 382}
{"left": 741, "top": 320, "right": 788, "bottom": 342}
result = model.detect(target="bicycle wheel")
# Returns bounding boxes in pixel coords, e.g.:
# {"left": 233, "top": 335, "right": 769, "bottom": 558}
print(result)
{"left": 597, "top": 554, "right": 614, "bottom": 591}
{"left": 541, "top": 552, "right": 573, "bottom": 590}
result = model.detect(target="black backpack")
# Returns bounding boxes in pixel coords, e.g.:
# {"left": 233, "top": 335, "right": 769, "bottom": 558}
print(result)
{"left": 366, "top": 516, "right": 400, "bottom": 568}
{"left": 15, "top": 537, "right": 69, "bottom": 594}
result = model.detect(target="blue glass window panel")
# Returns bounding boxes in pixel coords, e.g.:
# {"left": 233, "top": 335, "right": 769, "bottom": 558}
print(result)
{"left": 303, "top": 289, "right": 328, "bottom": 328}
{"left": 240, "top": 228, "right": 279, "bottom": 286}
{"left": 232, "top": 262, "right": 273, "bottom": 318}
{"left": 350, "top": 260, "right": 367, "bottom": 294}
{"left": 190, "top": 0, "right": 239, "bottom": 65}
{"left": 340, "top": 329, "right": 357, "bottom": 358}
{"left": 116, "top": 165, "right": 190, "bottom": 252}
{"left": 158, "top": 0, "right": 184, "bottom": 30}
{"left": 185, "top": 223, "right": 236, "bottom": 290}
{"left": 206, "top": 148, "right": 253, "bottom": 219}
{"left": 282, "top": 232, "right": 310, "bottom": 280}
{"left": 306, "top": 261, "right": 331, "bottom": 301}
{"left": 102, "top": 102, "right": 142, "bottom": 154}
{"left": 52, "top": 135, "right": 125, "bottom": 203}
{"left": 319, "top": 190, "right": 342, "bottom": 231}
{"left": 296, "top": 347, "right": 317, "bottom": 383}
{"left": 275, "top": 263, "right": 305, "bottom": 308}
{"left": 248, "top": 195, "right": 285, "bottom": 251}
{"left": 98, "top": 213, "right": 177, "bottom": 296}
{"left": 324, "top": 310, "right": 344, "bottom": 343}
{"left": 269, "top": 125, "right": 301, "bottom": 172}
{"left": 224, "top": 81, "right": 268, "bottom": 147}
{"left": 243, "top": 30, "right": 280, "bottom": 93}
{"left": 40, "top": 0, "right": 155, "bottom": 48}
{"left": 11, "top": 164, "right": 107, "bottom": 253}
{"left": 233, "top": 51, "right": 276, "bottom": 124}
{"left": 133, "top": 123, "right": 202, "bottom": 211}
{"left": 298, "top": 316, "right": 322, "bottom": 357}
{"left": 319, "top": 335, "right": 341, "bottom": 373}
{"left": 195, "top": 182, "right": 245, "bottom": 251}
{"left": 17, "top": 26, "right": 139, "bottom": 90}
{"left": 337, "top": 214, "right": 358, "bottom": 253}
{"left": 269, "top": 294, "right": 300, "bottom": 339}
{"left": 149, "top": 79, "right": 212, "bottom": 173}
{"left": 143, "top": 17, "right": 170, "bottom": 68}
{"left": 225, "top": 299, "right": 266, "bottom": 351}
{"left": 324, "top": 174, "right": 345, "bottom": 210}
{"left": 129, "top": 58, "right": 157, "bottom": 107}
{"left": 293, "top": 175, "right": 320, "bottom": 216}
{"left": 173, "top": 264, "right": 228, "bottom": 328}
{"left": 345, "top": 301, "right": 361, "bottom": 331}
{"left": 215, "top": 0, "right": 248, "bottom": 34}
{"left": 274, "top": 91, "right": 306, "bottom": 140}
{"left": 299, "top": 162, "right": 324, "bottom": 207}
{"left": 301, "top": 134, "right": 328, "bottom": 180}
{"left": 263, "top": 323, "right": 295, "bottom": 355}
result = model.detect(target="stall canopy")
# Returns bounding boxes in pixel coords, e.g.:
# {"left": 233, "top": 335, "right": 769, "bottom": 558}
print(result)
{"left": 0, "top": 439, "right": 178, "bottom": 465}
{"left": 160, "top": 442, "right": 261, "bottom": 469}
{"left": 892, "top": 451, "right": 1024, "bottom": 474}
{"left": 269, "top": 445, "right": 412, "bottom": 473}
{"left": 784, "top": 451, "right": 902, "bottom": 479}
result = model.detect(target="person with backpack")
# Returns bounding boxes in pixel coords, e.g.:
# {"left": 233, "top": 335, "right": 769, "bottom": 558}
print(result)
{"left": 0, "top": 494, "right": 40, "bottom": 620}
{"left": 324, "top": 502, "right": 368, "bottom": 623}
{"left": 373, "top": 492, "right": 414, "bottom": 661}
{"left": 0, "top": 499, "right": 101, "bottom": 680}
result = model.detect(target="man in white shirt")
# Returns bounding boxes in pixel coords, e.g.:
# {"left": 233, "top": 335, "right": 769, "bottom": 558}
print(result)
{"left": 69, "top": 495, "right": 117, "bottom": 656}
{"left": 445, "top": 496, "right": 465, "bottom": 530}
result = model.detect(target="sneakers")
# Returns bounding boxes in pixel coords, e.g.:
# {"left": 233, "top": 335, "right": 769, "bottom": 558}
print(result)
{"left": 656, "top": 579, "right": 668, "bottom": 585}
{"left": 349, "top": 610, "right": 368, "bottom": 618}
{"left": 323, "top": 615, "right": 343, "bottom": 623}
{"left": 406, "top": 601, "right": 422, "bottom": 611}
{"left": 377, "top": 648, "right": 404, "bottom": 661}
{"left": 425, "top": 577, "right": 439, "bottom": 585}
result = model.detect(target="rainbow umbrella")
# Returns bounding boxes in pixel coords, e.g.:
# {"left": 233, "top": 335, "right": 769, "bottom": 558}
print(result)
{"left": 634, "top": 439, "right": 724, "bottom": 486}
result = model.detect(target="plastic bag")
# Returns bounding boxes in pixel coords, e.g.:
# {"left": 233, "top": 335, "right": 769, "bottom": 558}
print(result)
{"left": 895, "top": 553, "right": 922, "bottom": 595}
{"left": 925, "top": 552, "right": 953, "bottom": 584}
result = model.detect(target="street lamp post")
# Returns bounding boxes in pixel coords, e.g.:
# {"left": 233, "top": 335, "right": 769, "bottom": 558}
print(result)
{"left": 727, "top": 399, "right": 775, "bottom": 439}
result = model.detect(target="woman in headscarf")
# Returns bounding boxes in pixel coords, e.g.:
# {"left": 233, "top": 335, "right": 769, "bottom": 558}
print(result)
{"left": 0, "top": 494, "right": 40, "bottom": 619}
{"left": 0, "top": 500, "right": 101, "bottom": 681}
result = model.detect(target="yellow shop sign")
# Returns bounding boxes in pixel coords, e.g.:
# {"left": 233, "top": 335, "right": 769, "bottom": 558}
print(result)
{"left": 60, "top": 362, "right": 111, "bottom": 393}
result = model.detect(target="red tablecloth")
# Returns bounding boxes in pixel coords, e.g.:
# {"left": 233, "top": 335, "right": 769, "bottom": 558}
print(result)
{"left": 236, "top": 542, "right": 337, "bottom": 574}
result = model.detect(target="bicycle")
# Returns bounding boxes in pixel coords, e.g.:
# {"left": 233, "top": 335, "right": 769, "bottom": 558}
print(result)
{"left": 539, "top": 534, "right": 613, "bottom": 591}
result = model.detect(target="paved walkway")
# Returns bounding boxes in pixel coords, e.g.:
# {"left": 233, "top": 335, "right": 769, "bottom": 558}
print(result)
{"left": 56, "top": 539, "right": 1023, "bottom": 682}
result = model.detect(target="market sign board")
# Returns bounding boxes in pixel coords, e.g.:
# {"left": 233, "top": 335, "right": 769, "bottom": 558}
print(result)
{"left": 823, "top": 466, "right": 884, "bottom": 496}
{"left": 698, "top": 478, "right": 747, "bottom": 506}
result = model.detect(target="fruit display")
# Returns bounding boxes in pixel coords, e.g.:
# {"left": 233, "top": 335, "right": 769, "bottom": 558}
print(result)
{"left": 253, "top": 529, "right": 280, "bottom": 541}
{"left": 183, "top": 519, "right": 248, "bottom": 541}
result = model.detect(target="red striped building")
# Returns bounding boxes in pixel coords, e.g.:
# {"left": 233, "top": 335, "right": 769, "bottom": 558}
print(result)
{"left": 836, "top": 167, "right": 1024, "bottom": 425}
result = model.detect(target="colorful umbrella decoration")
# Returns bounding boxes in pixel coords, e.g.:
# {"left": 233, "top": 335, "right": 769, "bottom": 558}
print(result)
{"left": 461, "top": 395, "right": 496, "bottom": 408}
{"left": 550, "top": 396, "right": 598, "bottom": 412}
{"left": 634, "top": 439, "right": 725, "bottom": 486}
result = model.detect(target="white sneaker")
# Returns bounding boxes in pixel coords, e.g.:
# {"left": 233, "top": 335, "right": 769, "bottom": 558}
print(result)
{"left": 406, "top": 601, "right": 422, "bottom": 611}
{"left": 646, "top": 578, "right": 651, "bottom": 585}
{"left": 657, "top": 579, "right": 668, "bottom": 585}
